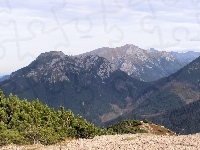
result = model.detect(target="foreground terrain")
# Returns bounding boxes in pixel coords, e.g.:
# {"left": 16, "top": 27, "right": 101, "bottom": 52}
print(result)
{"left": 1, "top": 133, "right": 200, "bottom": 150}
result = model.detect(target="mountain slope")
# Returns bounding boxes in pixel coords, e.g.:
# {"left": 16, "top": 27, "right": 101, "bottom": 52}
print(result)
{"left": 79, "top": 44, "right": 185, "bottom": 82}
{"left": 149, "top": 99, "right": 200, "bottom": 134}
{"left": 0, "top": 51, "right": 150, "bottom": 125}
{"left": 133, "top": 56, "right": 200, "bottom": 115}
{"left": 106, "top": 56, "right": 200, "bottom": 134}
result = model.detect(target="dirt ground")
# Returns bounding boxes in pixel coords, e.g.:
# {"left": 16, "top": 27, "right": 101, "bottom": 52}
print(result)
{"left": 1, "top": 133, "right": 200, "bottom": 150}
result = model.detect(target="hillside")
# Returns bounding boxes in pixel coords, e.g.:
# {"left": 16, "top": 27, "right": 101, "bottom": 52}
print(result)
{"left": 107, "top": 119, "right": 175, "bottom": 135}
{"left": 0, "top": 52, "right": 150, "bottom": 125}
{"left": 149, "top": 99, "right": 200, "bottom": 134}
{"left": 0, "top": 90, "right": 105, "bottom": 145}
{"left": 79, "top": 44, "right": 185, "bottom": 81}
{"left": 109, "top": 56, "right": 200, "bottom": 134}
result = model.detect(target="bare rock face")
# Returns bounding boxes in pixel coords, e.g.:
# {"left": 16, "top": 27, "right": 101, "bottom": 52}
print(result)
{"left": 78, "top": 44, "right": 185, "bottom": 81}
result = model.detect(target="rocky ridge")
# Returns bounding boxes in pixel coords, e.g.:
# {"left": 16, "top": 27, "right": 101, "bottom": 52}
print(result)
{"left": 78, "top": 44, "right": 185, "bottom": 81}
{"left": 10, "top": 51, "right": 116, "bottom": 84}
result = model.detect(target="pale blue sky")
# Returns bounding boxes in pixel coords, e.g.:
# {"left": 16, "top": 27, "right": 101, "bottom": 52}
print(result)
{"left": 0, "top": 0, "right": 200, "bottom": 75}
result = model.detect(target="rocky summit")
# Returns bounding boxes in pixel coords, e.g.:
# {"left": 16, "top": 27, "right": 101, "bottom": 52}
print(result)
{"left": 79, "top": 44, "right": 185, "bottom": 82}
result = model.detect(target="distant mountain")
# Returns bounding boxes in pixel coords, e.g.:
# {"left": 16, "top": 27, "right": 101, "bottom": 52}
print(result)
{"left": 170, "top": 51, "right": 200, "bottom": 65}
{"left": 0, "top": 51, "right": 150, "bottom": 125}
{"left": 150, "top": 48, "right": 200, "bottom": 65}
{"left": 0, "top": 75, "right": 9, "bottom": 82}
{"left": 107, "top": 56, "right": 200, "bottom": 134}
{"left": 78, "top": 44, "right": 185, "bottom": 82}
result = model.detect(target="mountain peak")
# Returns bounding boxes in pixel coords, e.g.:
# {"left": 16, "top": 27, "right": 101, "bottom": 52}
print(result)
{"left": 150, "top": 48, "right": 158, "bottom": 52}
{"left": 37, "top": 51, "right": 66, "bottom": 60}
{"left": 115, "top": 44, "right": 140, "bottom": 52}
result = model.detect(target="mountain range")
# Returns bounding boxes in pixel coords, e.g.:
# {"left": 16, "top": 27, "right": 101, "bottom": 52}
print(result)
{"left": 150, "top": 48, "right": 200, "bottom": 64}
{"left": 1, "top": 44, "right": 200, "bottom": 134}
{"left": 79, "top": 45, "right": 200, "bottom": 82}
{"left": 169, "top": 51, "right": 200, "bottom": 64}
{"left": 0, "top": 51, "right": 150, "bottom": 125}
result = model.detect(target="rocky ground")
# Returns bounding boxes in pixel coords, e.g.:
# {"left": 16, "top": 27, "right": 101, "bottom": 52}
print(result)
{"left": 1, "top": 133, "right": 200, "bottom": 150}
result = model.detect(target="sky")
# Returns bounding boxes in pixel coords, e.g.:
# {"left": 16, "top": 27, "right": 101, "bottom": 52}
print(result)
{"left": 0, "top": 0, "right": 200, "bottom": 75}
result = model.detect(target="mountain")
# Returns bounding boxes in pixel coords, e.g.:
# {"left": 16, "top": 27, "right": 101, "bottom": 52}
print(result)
{"left": 0, "top": 75, "right": 9, "bottom": 82}
{"left": 150, "top": 48, "right": 200, "bottom": 65}
{"left": 170, "top": 51, "right": 200, "bottom": 64}
{"left": 0, "top": 51, "right": 150, "bottom": 125}
{"left": 107, "top": 56, "right": 200, "bottom": 134}
{"left": 78, "top": 44, "right": 185, "bottom": 82}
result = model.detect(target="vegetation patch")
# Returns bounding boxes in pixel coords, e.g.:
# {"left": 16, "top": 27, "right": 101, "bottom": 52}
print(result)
{"left": 107, "top": 120, "right": 147, "bottom": 134}
{"left": 0, "top": 90, "right": 114, "bottom": 146}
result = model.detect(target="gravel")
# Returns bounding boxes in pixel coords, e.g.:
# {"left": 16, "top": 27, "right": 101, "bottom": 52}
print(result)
{"left": 1, "top": 133, "right": 200, "bottom": 150}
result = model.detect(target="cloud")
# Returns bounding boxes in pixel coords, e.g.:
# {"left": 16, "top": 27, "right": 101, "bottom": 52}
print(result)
{"left": 80, "top": 35, "right": 94, "bottom": 39}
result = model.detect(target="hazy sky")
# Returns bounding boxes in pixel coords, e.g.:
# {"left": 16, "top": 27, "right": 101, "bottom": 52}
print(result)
{"left": 0, "top": 0, "right": 200, "bottom": 75}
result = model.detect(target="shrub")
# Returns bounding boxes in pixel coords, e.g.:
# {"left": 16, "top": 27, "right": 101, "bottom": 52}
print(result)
{"left": 0, "top": 90, "right": 112, "bottom": 145}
